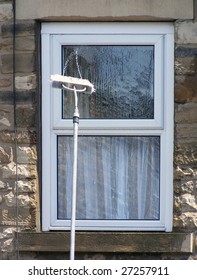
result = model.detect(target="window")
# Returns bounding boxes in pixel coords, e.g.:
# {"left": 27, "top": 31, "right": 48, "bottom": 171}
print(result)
{"left": 41, "top": 23, "right": 174, "bottom": 231}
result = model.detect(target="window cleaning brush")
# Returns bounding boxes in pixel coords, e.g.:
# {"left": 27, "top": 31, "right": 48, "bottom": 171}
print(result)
{"left": 51, "top": 74, "right": 95, "bottom": 95}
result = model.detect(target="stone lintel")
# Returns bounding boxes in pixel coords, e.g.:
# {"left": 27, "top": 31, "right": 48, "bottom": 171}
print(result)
{"left": 16, "top": 0, "right": 194, "bottom": 21}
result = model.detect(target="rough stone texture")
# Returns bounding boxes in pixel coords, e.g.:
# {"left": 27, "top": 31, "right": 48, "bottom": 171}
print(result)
{"left": 0, "top": 145, "right": 13, "bottom": 163}
{"left": 0, "top": 78, "right": 12, "bottom": 88}
{"left": 1, "top": 53, "right": 35, "bottom": 74}
{"left": 15, "top": 105, "right": 36, "bottom": 128}
{"left": 0, "top": 37, "right": 13, "bottom": 52}
{"left": 175, "top": 21, "right": 197, "bottom": 44}
{"left": 15, "top": 74, "right": 37, "bottom": 91}
{"left": 2, "top": 21, "right": 36, "bottom": 38}
{"left": 0, "top": 163, "right": 38, "bottom": 179}
{"left": 0, "top": 3, "right": 12, "bottom": 22}
{"left": 0, "top": 130, "right": 37, "bottom": 144}
{"left": 175, "top": 57, "right": 196, "bottom": 76}
{"left": 15, "top": 36, "right": 35, "bottom": 51}
{"left": 0, "top": 1, "right": 39, "bottom": 259}
{"left": 0, "top": 208, "right": 36, "bottom": 227}
{"left": 0, "top": 105, "right": 14, "bottom": 129}
{"left": 17, "top": 145, "right": 37, "bottom": 164}
{"left": 174, "top": 20, "right": 197, "bottom": 252}
{"left": 0, "top": 227, "right": 16, "bottom": 257}
{"left": 14, "top": 180, "right": 36, "bottom": 193}
{"left": 174, "top": 47, "right": 197, "bottom": 104}
{"left": 4, "top": 192, "right": 36, "bottom": 207}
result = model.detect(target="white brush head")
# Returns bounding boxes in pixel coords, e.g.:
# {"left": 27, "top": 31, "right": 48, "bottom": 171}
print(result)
{"left": 51, "top": 74, "right": 95, "bottom": 95}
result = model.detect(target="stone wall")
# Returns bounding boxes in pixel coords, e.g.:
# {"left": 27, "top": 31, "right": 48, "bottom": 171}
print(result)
{"left": 0, "top": 0, "right": 197, "bottom": 259}
{"left": 173, "top": 21, "right": 197, "bottom": 234}
{"left": 0, "top": 0, "right": 39, "bottom": 259}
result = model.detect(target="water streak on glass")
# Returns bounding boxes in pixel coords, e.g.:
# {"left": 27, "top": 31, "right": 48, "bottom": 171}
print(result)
{"left": 62, "top": 46, "right": 154, "bottom": 119}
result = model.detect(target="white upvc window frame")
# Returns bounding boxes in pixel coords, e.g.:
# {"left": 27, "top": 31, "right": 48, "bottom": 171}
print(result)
{"left": 41, "top": 22, "right": 174, "bottom": 232}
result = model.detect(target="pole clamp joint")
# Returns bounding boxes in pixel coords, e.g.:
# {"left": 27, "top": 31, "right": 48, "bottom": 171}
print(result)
{"left": 73, "top": 116, "right": 79, "bottom": 124}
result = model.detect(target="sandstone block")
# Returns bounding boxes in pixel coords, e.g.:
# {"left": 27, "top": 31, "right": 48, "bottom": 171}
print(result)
{"left": 15, "top": 74, "right": 36, "bottom": 90}
{"left": 181, "top": 180, "right": 197, "bottom": 193}
{"left": 174, "top": 212, "right": 197, "bottom": 229}
{"left": 17, "top": 164, "right": 38, "bottom": 179}
{"left": 0, "top": 130, "right": 37, "bottom": 144}
{"left": 2, "top": 21, "right": 36, "bottom": 38}
{"left": 175, "top": 46, "right": 197, "bottom": 58}
{"left": 2, "top": 228, "right": 16, "bottom": 239}
{"left": 16, "top": 36, "right": 35, "bottom": 51}
{"left": 14, "top": 180, "right": 36, "bottom": 193}
{"left": 0, "top": 3, "right": 12, "bottom": 22}
{"left": 16, "top": 105, "right": 36, "bottom": 128}
{"left": 0, "top": 207, "right": 36, "bottom": 228}
{"left": 17, "top": 145, "right": 37, "bottom": 164}
{"left": 174, "top": 143, "right": 197, "bottom": 166}
{"left": 0, "top": 146, "right": 13, "bottom": 164}
{"left": 175, "top": 124, "right": 197, "bottom": 143}
{"left": 0, "top": 162, "right": 37, "bottom": 179}
{"left": 4, "top": 192, "right": 36, "bottom": 207}
{"left": 1, "top": 53, "right": 35, "bottom": 74}
{"left": 16, "top": 130, "right": 37, "bottom": 144}
{"left": 15, "top": 91, "right": 36, "bottom": 105}
{"left": 174, "top": 166, "right": 194, "bottom": 179}
{"left": 174, "top": 84, "right": 193, "bottom": 103}
{"left": 1, "top": 238, "right": 13, "bottom": 252}
{"left": 0, "top": 78, "right": 12, "bottom": 88}
{"left": 175, "top": 21, "right": 197, "bottom": 44}
{"left": 15, "top": 0, "right": 194, "bottom": 21}
{"left": 0, "top": 116, "right": 11, "bottom": 128}
{"left": 0, "top": 91, "right": 14, "bottom": 104}
{"left": 0, "top": 131, "right": 14, "bottom": 144}
{"left": 175, "top": 194, "right": 197, "bottom": 212}
{"left": 175, "top": 103, "right": 197, "bottom": 124}
{"left": 0, "top": 38, "right": 13, "bottom": 51}
{"left": 0, "top": 105, "right": 14, "bottom": 130}
{"left": 0, "top": 180, "right": 11, "bottom": 190}
{"left": 174, "top": 179, "right": 196, "bottom": 198}
{"left": 175, "top": 57, "right": 196, "bottom": 76}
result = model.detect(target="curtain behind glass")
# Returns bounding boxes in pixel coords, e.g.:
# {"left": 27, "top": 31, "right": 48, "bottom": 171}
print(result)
{"left": 57, "top": 136, "right": 160, "bottom": 220}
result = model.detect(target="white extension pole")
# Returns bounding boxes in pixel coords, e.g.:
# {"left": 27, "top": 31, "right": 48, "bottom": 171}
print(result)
{"left": 70, "top": 86, "right": 79, "bottom": 260}
{"left": 51, "top": 74, "right": 94, "bottom": 260}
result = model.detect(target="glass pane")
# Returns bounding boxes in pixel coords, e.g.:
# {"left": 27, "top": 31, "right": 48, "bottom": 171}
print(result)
{"left": 62, "top": 46, "right": 154, "bottom": 119}
{"left": 57, "top": 136, "right": 160, "bottom": 220}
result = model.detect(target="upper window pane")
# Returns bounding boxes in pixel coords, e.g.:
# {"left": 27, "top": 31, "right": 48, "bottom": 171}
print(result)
{"left": 62, "top": 45, "right": 154, "bottom": 119}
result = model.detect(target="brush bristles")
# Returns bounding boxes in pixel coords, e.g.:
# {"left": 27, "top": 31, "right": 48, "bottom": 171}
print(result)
{"left": 51, "top": 74, "right": 95, "bottom": 95}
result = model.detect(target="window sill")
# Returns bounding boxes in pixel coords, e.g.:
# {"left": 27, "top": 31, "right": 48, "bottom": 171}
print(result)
{"left": 17, "top": 232, "right": 194, "bottom": 253}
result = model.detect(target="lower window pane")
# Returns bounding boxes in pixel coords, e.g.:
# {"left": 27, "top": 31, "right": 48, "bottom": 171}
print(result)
{"left": 57, "top": 136, "right": 160, "bottom": 220}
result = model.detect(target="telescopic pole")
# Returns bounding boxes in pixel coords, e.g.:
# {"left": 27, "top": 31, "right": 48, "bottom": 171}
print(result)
{"left": 70, "top": 86, "right": 79, "bottom": 260}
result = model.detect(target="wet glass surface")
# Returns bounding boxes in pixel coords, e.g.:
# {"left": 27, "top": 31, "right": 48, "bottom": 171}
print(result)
{"left": 62, "top": 46, "right": 154, "bottom": 119}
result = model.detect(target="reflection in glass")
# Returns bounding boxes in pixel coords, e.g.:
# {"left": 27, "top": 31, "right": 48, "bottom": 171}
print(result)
{"left": 62, "top": 46, "right": 154, "bottom": 119}
{"left": 57, "top": 136, "right": 160, "bottom": 220}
